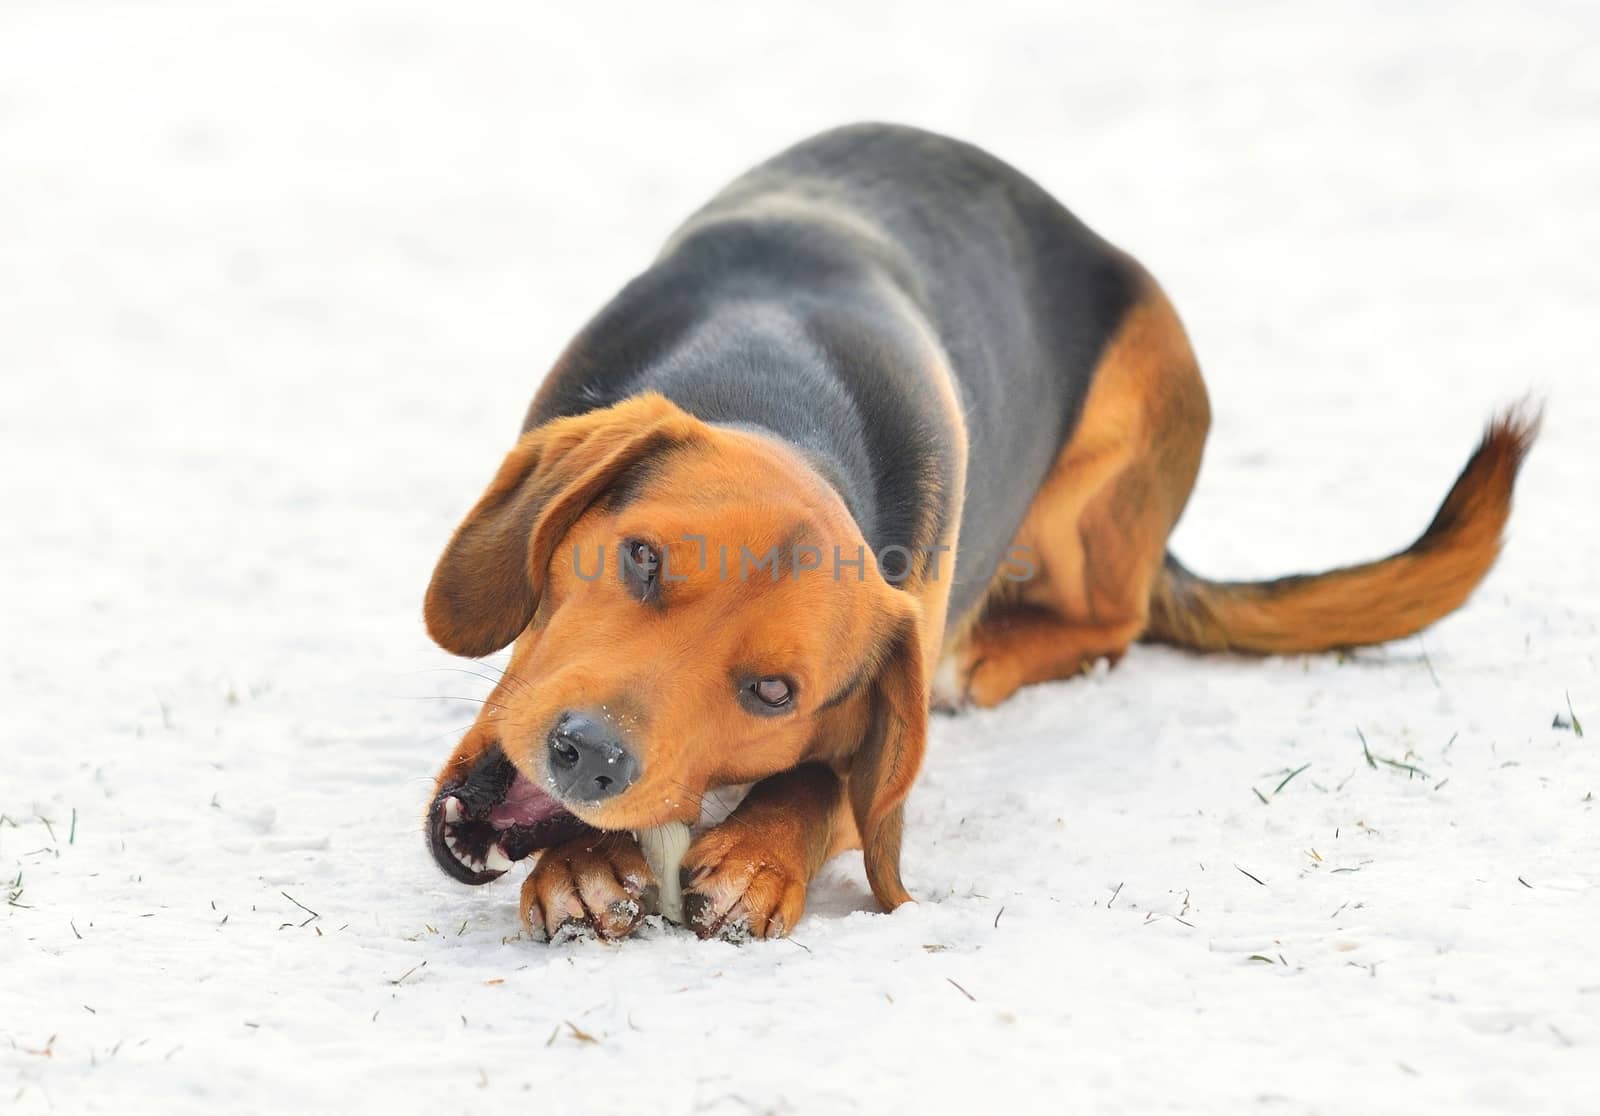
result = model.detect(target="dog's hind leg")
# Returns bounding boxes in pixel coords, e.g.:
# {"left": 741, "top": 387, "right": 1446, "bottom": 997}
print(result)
{"left": 954, "top": 274, "right": 1210, "bottom": 708}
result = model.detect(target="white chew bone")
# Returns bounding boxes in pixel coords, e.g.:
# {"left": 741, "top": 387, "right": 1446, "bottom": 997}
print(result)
{"left": 633, "top": 821, "right": 693, "bottom": 924}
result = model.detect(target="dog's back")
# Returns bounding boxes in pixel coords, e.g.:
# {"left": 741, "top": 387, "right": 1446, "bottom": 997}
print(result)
{"left": 529, "top": 123, "right": 1143, "bottom": 620}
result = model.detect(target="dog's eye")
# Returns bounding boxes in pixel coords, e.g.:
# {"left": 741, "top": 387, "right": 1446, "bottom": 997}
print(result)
{"left": 752, "top": 677, "right": 791, "bottom": 707}
{"left": 736, "top": 673, "right": 797, "bottom": 717}
{"left": 621, "top": 538, "right": 661, "bottom": 601}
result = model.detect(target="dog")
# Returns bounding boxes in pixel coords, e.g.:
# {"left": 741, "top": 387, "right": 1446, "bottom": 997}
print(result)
{"left": 422, "top": 123, "right": 1536, "bottom": 941}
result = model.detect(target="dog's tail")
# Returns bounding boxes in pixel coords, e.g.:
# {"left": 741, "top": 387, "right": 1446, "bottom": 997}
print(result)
{"left": 1144, "top": 405, "right": 1540, "bottom": 655}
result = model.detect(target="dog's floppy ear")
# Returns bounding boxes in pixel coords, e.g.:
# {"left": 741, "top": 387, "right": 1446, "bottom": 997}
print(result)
{"left": 424, "top": 394, "right": 698, "bottom": 657}
{"left": 848, "top": 597, "right": 929, "bottom": 911}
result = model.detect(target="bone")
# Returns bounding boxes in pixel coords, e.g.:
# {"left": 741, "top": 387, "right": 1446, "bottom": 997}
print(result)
{"left": 633, "top": 821, "right": 693, "bottom": 925}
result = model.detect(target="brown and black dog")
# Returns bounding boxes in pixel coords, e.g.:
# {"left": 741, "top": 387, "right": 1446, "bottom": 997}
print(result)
{"left": 422, "top": 124, "right": 1536, "bottom": 941}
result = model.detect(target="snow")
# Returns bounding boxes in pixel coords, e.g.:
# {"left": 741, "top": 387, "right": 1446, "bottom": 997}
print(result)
{"left": 2, "top": 1, "right": 1596, "bottom": 1112}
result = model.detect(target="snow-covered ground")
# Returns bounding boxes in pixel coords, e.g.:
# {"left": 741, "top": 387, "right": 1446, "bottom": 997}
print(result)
{"left": 3, "top": 2, "right": 1596, "bottom": 1112}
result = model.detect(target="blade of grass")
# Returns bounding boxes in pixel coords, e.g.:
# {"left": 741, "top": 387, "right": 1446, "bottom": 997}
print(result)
{"left": 1274, "top": 763, "right": 1311, "bottom": 795}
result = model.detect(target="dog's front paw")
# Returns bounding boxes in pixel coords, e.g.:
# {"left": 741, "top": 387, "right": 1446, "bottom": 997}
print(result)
{"left": 679, "top": 826, "right": 807, "bottom": 941}
{"left": 520, "top": 832, "right": 657, "bottom": 942}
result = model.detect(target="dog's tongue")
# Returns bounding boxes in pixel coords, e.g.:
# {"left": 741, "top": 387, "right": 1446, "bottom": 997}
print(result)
{"left": 488, "top": 777, "right": 566, "bottom": 828}
{"left": 428, "top": 744, "right": 589, "bottom": 885}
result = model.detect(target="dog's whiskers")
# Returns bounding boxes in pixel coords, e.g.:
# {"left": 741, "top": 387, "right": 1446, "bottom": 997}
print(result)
{"left": 414, "top": 720, "right": 481, "bottom": 750}
{"left": 492, "top": 666, "right": 540, "bottom": 698}
{"left": 471, "top": 658, "right": 543, "bottom": 699}
{"left": 397, "top": 694, "right": 511, "bottom": 716}
{"left": 411, "top": 666, "right": 518, "bottom": 695}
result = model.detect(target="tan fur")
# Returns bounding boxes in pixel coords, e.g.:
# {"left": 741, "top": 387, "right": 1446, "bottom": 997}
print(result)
{"left": 951, "top": 266, "right": 1537, "bottom": 707}
{"left": 952, "top": 270, "right": 1210, "bottom": 707}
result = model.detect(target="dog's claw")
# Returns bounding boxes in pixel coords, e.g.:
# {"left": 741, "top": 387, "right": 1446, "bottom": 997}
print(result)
{"left": 679, "top": 828, "right": 806, "bottom": 940}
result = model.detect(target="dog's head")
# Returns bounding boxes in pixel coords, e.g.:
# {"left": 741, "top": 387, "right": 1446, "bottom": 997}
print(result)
{"left": 422, "top": 394, "right": 925, "bottom": 909}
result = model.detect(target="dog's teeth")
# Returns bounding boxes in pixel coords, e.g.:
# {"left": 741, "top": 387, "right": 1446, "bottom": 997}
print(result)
{"left": 443, "top": 797, "right": 463, "bottom": 824}
{"left": 484, "top": 845, "right": 513, "bottom": 872}
{"left": 445, "top": 835, "right": 476, "bottom": 868}
{"left": 470, "top": 857, "right": 486, "bottom": 873}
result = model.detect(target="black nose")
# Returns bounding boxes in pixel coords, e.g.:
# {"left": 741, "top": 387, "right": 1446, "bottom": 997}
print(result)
{"left": 545, "top": 712, "right": 640, "bottom": 802}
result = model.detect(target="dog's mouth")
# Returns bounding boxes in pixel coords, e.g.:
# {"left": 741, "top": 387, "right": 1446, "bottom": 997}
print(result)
{"left": 427, "top": 743, "right": 591, "bottom": 885}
